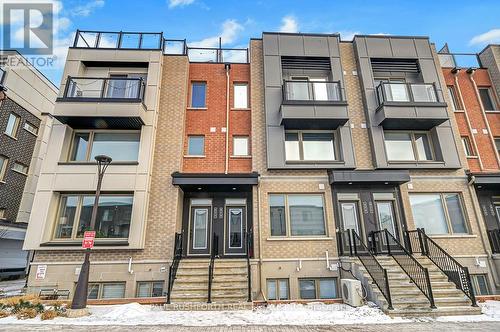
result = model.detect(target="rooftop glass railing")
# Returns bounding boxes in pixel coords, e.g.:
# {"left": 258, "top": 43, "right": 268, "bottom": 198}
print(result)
{"left": 438, "top": 53, "right": 483, "bottom": 69}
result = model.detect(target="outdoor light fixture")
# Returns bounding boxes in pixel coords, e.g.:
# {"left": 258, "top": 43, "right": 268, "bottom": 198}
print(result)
{"left": 71, "top": 155, "right": 112, "bottom": 310}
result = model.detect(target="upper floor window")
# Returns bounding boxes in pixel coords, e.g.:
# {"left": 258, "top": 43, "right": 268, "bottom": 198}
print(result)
{"left": 495, "top": 138, "right": 500, "bottom": 155}
{"left": 234, "top": 83, "right": 248, "bottom": 109}
{"left": 0, "top": 208, "right": 5, "bottom": 219}
{"left": 384, "top": 131, "right": 434, "bottom": 161}
{"left": 461, "top": 136, "right": 474, "bottom": 157}
{"left": 284, "top": 77, "right": 342, "bottom": 102}
{"left": 70, "top": 131, "right": 140, "bottom": 162}
{"left": 409, "top": 193, "right": 468, "bottom": 235}
{"left": 5, "top": 113, "right": 20, "bottom": 138}
{"left": 105, "top": 74, "right": 146, "bottom": 99}
{"left": 269, "top": 194, "right": 326, "bottom": 237}
{"left": 54, "top": 194, "right": 133, "bottom": 240}
{"left": 233, "top": 136, "right": 249, "bottom": 156}
{"left": 187, "top": 135, "right": 205, "bottom": 156}
{"left": 0, "top": 155, "right": 8, "bottom": 181}
{"left": 24, "top": 122, "right": 38, "bottom": 135}
{"left": 191, "top": 82, "right": 206, "bottom": 108}
{"left": 12, "top": 162, "right": 28, "bottom": 175}
{"left": 285, "top": 131, "right": 336, "bottom": 162}
{"left": 478, "top": 87, "right": 497, "bottom": 111}
{"left": 447, "top": 86, "right": 461, "bottom": 111}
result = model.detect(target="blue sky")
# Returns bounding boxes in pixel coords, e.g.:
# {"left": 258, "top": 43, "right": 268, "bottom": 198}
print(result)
{"left": 3, "top": 0, "right": 500, "bottom": 85}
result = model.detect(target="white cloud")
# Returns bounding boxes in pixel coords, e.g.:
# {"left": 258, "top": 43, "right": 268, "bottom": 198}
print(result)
{"left": 190, "top": 19, "right": 243, "bottom": 47}
{"left": 469, "top": 28, "right": 500, "bottom": 46}
{"left": 168, "top": 0, "right": 195, "bottom": 8}
{"left": 279, "top": 15, "right": 298, "bottom": 33}
{"left": 70, "top": 0, "right": 105, "bottom": 17}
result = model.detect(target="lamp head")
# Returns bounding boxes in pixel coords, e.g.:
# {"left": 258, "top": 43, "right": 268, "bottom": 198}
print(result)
{"left": 94, "top": 155, "right": 112, "bottom": 165}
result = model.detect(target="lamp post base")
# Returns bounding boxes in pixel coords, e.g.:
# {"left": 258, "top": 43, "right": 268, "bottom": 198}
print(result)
{"left": 71, "top": 249, "right": 91, "bottom": 310}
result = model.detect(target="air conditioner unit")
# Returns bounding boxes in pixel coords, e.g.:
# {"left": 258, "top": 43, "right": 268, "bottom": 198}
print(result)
{"left": 341, "top": 279, "right": 363, "bottom": 307}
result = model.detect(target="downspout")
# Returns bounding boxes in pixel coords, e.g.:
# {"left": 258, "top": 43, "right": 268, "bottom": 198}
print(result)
{"left": 257, "top": 184, "right": 264, "bottom": 300}
{"left": 468, "top": 69, "right": 500, "bottom": 168}
{"left": 453, "top": 70, "right": 484, "bottom": 171}
{"left": 224, "top": 63, "right": 231, "bottom": 174}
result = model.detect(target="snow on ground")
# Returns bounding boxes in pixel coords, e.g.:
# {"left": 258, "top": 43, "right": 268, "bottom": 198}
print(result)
{"left": 0, "top": 301, "right": 499, "bottom": 326}
{"left": 0, "top": 279, "right": 25, "bottom": 298}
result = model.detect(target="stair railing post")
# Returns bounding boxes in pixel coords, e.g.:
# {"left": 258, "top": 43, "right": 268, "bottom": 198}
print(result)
{"left": 383, "top": 269, "right": 393, "bottom": 310}
{"left": 385, "top": 230, "right": 391, "bottom": 256}
{"left": 464, "top": 266, "right": 478, "bottom": 307}
{"left": 424, "top": 267, "right": 436, "bottom": 308}
{"left": 348, "top": 229, "right": 353, "bottom": 257}
{"left": 417, "top": 228, "right": 426, "bottom": 255}
{"left": 351, "top": 229, "right": 358, "bottom": 256}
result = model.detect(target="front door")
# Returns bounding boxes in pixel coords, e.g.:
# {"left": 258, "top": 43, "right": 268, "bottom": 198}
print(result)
{"left": 188, "top": 206, "right": 211, "bottom": 255}
{"left": 225, "top": 206, "right": 247, "bottom": 255}
{"left": 375, "top": 201, "right": 397, "bottom": 237}
{"left": 339, "top": 201, "right": 362, "bottom": 234}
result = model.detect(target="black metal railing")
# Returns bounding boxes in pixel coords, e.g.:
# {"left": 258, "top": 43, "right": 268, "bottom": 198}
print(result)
{"left": 0, "top": 67, "right": 6, "bottom": 85}
{"left": 376, "top": 82, "right": 440, "bottom": 105}
{"left": 246, "top": 229, "right": 253, "bottom": 302}
{"left": 282, "top": 80, "right": 343, "bottom": 103}
{"left": 336, "top": 229, "right": 354, "bottom": 257}
{"left": 187, "top": 47, "right": 249, "bottom": 63}
{"left": 406, "top": 228, "right": 477, "bottom": 306}
{"left": 207, "top": 233, "right": 219, "bottom": 303}
{"left": 351, "top": 230, "right": 393, "bottom": 309}
{"left": 166, "top": 232, "right": 183, "bottom": 304}
{"left": 487, "top": 229, "right": 500, "bottom": 254}
{"left": 372, "top": 230, "right": 435, "bottom": 308}
{"left": 73, "top": 30, "right": 163, "bottom": 50}
{"left": 63, "top": 76, "right": 146, "bottom": 101}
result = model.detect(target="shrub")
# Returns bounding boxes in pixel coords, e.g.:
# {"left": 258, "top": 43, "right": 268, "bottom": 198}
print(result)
{"left": 16, "top": 308, "right": 37, "bottom": 320}
{"left": 41, "top": 310, "right": 58, "bottom": 320}
{"left": 0, "top": 310, "right": 9, "bottom": 318}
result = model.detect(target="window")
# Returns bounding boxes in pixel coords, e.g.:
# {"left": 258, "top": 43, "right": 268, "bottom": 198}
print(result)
{"left": 478, "top": 88, "right": 496, "bottom": 111}
{"left": 234, "top": 83, "right": 248, "bottom": 108}
{"left": 12, "top": 162, "right": 28, "bottom": 175}
{"left": 384, "top": 131, "right": 433, "bottom": 161}
{"left": 269, "top": 194, "right": 326, "bottom": 237}
{"left": 471, "top": 275, "right": 490, "bottom": 296}
{"left": 23, "top": 122, "right": 38, "bottom": 135}
{"left": 4, "top": 113, "right": 20, "bottom": 138}
{"left": 87, "top": 283, "right": 125, "bottom": 299}
{"left": 267, "top": 279, "right": 289, "bottom": 300}
{"left": 233, "top": 136, "right": 249, "bottom": 156}
{"left": 0, "top": 208, "right": 5, "bottom": 219}
{"left": 409, "top": 193, "right": 468, "bottom": 235}
{"left": 447, "top": 86, "right": 461, "bottom": 111}
{"left": 70, "top": 131, "right": 140, "bottom": 162}
{"left": 461, "top": 137, "right": 474, "bottom": 157}
{"left": 191, "top": 82, "right": 206, "bottom": 108}
{"left": 285, "top": 131, "right": 336, "bottom": 162}
{"left": 0, "top": 155, "right": 7, "bottom": 181}
{"left": 187, "top": 136, "right": 205, "bottom": 156}
{"left": 299, "top": 278, "right": 337, "bottom": 299}
{"left": 54, "top": 194, "right": 133, "bottom": 240}
{"left": 495, "top": 138, "right": 500, "bottom": 155}
{"left": 136, "top": 281, "right": 164, "bottom": 297}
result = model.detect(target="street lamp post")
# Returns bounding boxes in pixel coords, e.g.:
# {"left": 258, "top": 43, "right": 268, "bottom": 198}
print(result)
{"left": 71, "top": 155, "right": 112, "bottom": 310}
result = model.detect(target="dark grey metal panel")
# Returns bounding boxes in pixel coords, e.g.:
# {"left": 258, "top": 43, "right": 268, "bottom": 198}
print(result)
{"left": 474, "top": 175, "right": 500, "bottom": 185}
{"left": 267, "top": 126, "right": 286, "bottom": 168}
{"left": 263, "top": 56, "right": 282, "bottom": 86}
{"left": 54, "top": 116, "right": 144, "bottom": 129}
{"left": 329, "top": 170, "right": 410, "bottom": 184}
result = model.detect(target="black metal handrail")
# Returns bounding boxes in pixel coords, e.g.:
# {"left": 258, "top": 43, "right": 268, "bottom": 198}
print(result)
{"left": 0, "top": 67, "right": 6, "bottom": 85}
{"left": 372, "top": 230, "right": 435, "bottom": 308}
{"left": 336, "top": 229, "right": 354, "bottom": 257}
{"left": 73, "top": 30, "right": 163, "bottom": 50}
{"left": 351, "top": 230, "right": 393, "bottom": 309}
{"left": 166, "top": 232, "right": 182, "bottom": 304}
{"left": 376, "top": 81, "right": 440, "bottom": 106}
{"left": 63, "top": 76, "right": 146, "bottom": 101}
{"left": 406, "top": 229, "right": 477, "bottom": 306}
{"left": 246, "top": 229, "right": 253, "bottom": 302}
{"left": 487, "top": 229, "right": 500, "bottom": 254}
{"left": 282, "top": 80, "right": 343, "bottom": 102}
{"left": 207, "top": 232, "right": 219, "bottom": 303}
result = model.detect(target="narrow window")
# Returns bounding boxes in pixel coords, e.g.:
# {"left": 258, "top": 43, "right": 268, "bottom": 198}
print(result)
{"left": 447, "top": 86, "right": 460, "bottom": 111}
{"left": 461, "top": 137, "right": 474, "bottom": 157}
{"left": 187, "top": 136, "right": 205, "bottom": 156}
{"left": 266, "top": 279, "right": 289, "bottom": 300}
{"left": 478, "top": 88, "right": 496, "bottom": 111}
{"left": 0, "top": 208, "right": 6, "bottom": 220}
{"left": 0, "top": 155, "right": 8, "bottom": 181}
{"left": 495, "top": 138, "right": 500, "bottom": 155}
{"left": 23, "top": 122, "right": 38, "bottom": 135}
{"left": 471, "top": 275, "right": 490, "bottom": 295}
{"left": 234, "top": 83, "right": 248, "bottom": 108}
{"left": 191, "top": 82, "right": 206, "bottom": 108}
{"left": 5, "top": 113, "right": 21, "bottom": 138}
{"left": 269, "top": 195, "right": 286, "bottom": 236}
{"left": 233, "top": 136, "right": 249, "bottom": 156}
{"left": 12, "top": 162, "right": 28, "bottom": 175}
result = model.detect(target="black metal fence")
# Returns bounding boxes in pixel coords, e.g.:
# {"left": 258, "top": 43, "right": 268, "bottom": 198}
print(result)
{"left": 207, "top": 233, "right": 219, "bottom": 303}
{"left": 166, "top": 232, "right": 183, "bottom": 304}
{"left": 246, "top": 230, "right": 253, "bottom": 302}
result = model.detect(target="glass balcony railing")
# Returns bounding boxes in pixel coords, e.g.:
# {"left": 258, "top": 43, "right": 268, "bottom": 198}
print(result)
{"left": 283, "top": 80, "right": 343, "bottom": 102}
{"left": 63, "top": 77, "right": 145, "bottom": 101}
{"left": 438, "top": 53, "right": 483, "bottom": 69}
{"left": 73, "top": 30, "right": 163, "bottom": 50}
{"left": 186, "top": 47, "right": 249, "bottom": 63}
{"left": 376, "top": 82, "right": 439, "bottom": 105}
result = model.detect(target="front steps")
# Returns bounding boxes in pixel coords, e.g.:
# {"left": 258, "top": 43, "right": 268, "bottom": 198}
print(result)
{"left": 168, "top": 258, "right": 249, "bottom": 307}
{"left": 357, "top": 255, "right": 481, "bottom": 317}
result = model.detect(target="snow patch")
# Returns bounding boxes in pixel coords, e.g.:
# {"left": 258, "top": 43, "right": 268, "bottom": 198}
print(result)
{"left": 102, "top": 302, "right": 151, "bottom": 320}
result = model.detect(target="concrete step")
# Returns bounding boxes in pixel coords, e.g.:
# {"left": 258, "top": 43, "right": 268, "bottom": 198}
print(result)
{"left": 387, "top": 305, "right": 482, "bottom": 317}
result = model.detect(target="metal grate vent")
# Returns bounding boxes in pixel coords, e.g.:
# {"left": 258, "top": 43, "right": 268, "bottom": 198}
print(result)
{"left": 370, "top": 58, "right": 420, "bottom": 73}
{"left": 281, "top": 56, "right": 331, "bottom": 70}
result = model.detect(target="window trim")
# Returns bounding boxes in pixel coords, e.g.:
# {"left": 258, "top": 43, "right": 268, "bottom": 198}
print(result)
{"left": 478, "top": 87, "right": 497, "bottom": 111}
{"left": 266, "top": 278, "right": 289, "bottom": 301}
{"left": 12, "top": 161, "right": 28, "bottom": 175}
{"left": 284, "top": 130, "right": 338, "bottom": 163}
{"left": 409, "top": 192, "right": 470, "bottom": 235}
{"left": 23, "top": 121, "right": 39, "bottom": 136}
{"left": 298, "top": 277, "right": 338, "bottom": 300}
{"left": 136, "top": 281, "right": 165, "bottom": 298}
{"left": 4, "top": 112, "right": 21, "bottom": 138}
{"left": 187, "top": 135, "right": 205, "bottom": 156}
{"left": 461, "top": 136, "right": 475, "bottom": 157}
{"left": 52, "top": 193, "right": 134, "bottom": 241}
{"left": 0, "top": 155, "right": 8, "bottom": 182}
{"left": 232, "top": 135, "right": 249, "bottom": 157}
{"left": 269, "top": 193, "right": 328, "bottom": 238}
{"left": 447, "top": 85, "right": 462, "bottom": 111}
{"left": 86, "top": 282, "right": 126, "bottom": 299}
{"left": 233, "top": 82, "right": 249, "bottom": 109}
{"left": 471, "top": 274, "right": 490, "bottom": 296}
{"left": 190, "top": 81, "right": 207, "bottom": 109}
{"left": 383, "top": 130, "right": 435, "bottom": 162}
{"left": 67, "top": 129, "right": 141, "bottom": 162}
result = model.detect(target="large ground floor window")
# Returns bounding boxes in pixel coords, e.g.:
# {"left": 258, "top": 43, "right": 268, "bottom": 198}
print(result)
{"left": 87, "top": 282, "right": 125, "bottom": 299}
{"left": 54, "top": 193, "right": 133, "bottom": 240}
{"left": 136, "top": 281, "right": 165, "bottom": 297}
{"left": 299, "top": 278, "right": 338, "bottom": 299}
{"left": 266, "top": 279, "right": 289, "bottom": 300}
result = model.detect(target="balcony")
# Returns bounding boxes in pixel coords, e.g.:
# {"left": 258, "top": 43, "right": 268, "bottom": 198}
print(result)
{"left": 374, "top": 82, "right": 449, "bottom": 130}
{"left": 280, "top": 80, "right": 348, "bottom": 129}
{"left": 73, "top": 30, "right": 163, "bottom": 50}
{"left": 54, "top": 77, "right": 147, "bottom": 129}
{"left": 438, "top": 53, "right": 483, "bottom": 69}
{"left": 186, "top": 47, "right": 249, "bottom": 63}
